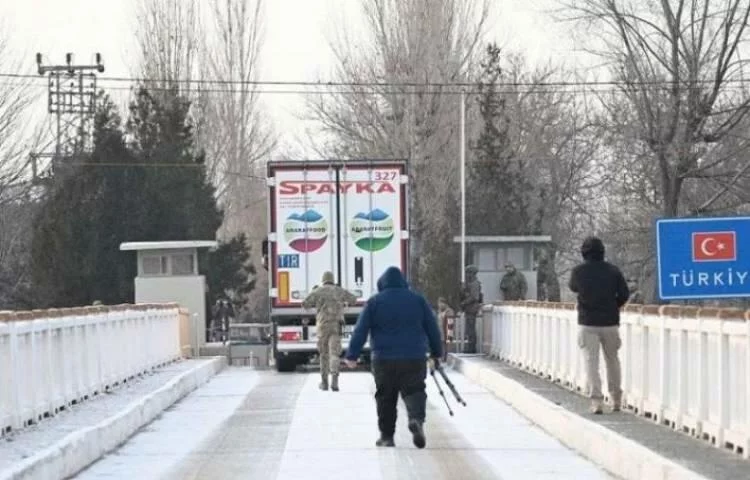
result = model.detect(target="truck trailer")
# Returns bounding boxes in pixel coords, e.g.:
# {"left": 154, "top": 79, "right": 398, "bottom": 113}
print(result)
{"left": 265, "top": 159, "right": 409, "bottom": 372}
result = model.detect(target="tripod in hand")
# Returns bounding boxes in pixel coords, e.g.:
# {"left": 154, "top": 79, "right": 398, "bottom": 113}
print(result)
{"left": 429, "top": 360, "right": 467, "bottom": 416}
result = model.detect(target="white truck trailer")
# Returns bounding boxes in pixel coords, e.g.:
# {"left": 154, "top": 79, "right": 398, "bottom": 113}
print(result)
{"left": 264, "top": 159, "right": 410, "bottom": 372}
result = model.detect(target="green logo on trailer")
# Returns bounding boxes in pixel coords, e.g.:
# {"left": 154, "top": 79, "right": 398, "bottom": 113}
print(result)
{"left": 350, "top": 209, "right": 394, "bottom": 252}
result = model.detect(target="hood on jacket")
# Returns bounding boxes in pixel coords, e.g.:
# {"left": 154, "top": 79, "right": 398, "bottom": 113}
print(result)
{"left": 377, "top": 266, "right": 409, "bottom": 291}
{"left": 581, "top": 236, "right": 605, "bottom": 261}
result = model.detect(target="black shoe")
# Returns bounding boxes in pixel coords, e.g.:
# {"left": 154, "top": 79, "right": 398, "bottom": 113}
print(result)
{"left": 408, "top": 419, "right": 426, "bottom": 449}
{"left": 375, "top": 436, "right": 395, "bottom": 447}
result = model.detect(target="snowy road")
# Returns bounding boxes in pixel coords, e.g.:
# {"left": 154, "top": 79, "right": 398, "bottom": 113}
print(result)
{"left": 74, "top": 367, "right": 614, "bottom": 480}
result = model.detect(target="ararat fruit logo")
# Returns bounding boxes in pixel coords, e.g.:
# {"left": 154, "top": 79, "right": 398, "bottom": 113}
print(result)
{"left": 284, "top": 210, "right": 328, "bottom": 253}
{"left": 350, "top": 209, "right": 394, "bottom": 252}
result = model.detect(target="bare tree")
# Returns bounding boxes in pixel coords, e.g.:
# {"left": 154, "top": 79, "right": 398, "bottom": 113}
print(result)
{"left": 188, "top": 0, "right": 276, "bottom": 320}
{"left": 132, "top": 0, "right": 201, "bottom": 95}
{"left": 565, "top": 0, "right": 750, "bottom": 217}
{"left": 0, "top": 23, "right": 43, "bottom": 308}
{"left": 308, "top": 0, "right": 491, "bottom": 296}
{"left": 469, "top": 47, "right": 604, "bottom": 301}
{"left": 0, "top": 31, "right": 38, "bottom": 201}
{"left": 196, "top": 0, "right": 276, "bottom": 237}
{"left": 0, "top": 199, "right": 36, "bottom": 308}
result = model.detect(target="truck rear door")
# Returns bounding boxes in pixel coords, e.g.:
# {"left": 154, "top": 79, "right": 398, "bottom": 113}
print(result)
{"left": 268, "top": 160, "right": 408, "bottom": 313}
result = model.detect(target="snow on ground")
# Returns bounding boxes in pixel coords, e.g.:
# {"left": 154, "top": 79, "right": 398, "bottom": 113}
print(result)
{"left": 73, "top": 367, "right": 615, "bottom": 479}
{"left": 0, "top": 358, "right": 215, "bottom": 473}
{"left": 74, "top": 367, "right": 259, "bottom": 479}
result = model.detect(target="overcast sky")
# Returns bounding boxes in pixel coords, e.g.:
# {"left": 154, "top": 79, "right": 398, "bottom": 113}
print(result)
{"left": 2, "top": 0, "right": 584, "bottom": 157}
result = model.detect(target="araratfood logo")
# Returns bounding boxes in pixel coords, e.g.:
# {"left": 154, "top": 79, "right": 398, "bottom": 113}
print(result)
{"left": 284, "top": 210, "right": 328, "bottom": 252}
{"left": 350, "top": 209, "right": 394, "bottom": 252}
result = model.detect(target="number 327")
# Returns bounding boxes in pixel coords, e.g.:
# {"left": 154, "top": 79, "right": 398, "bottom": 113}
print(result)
{"left": 373, "top": 171, "right": 397, "bottom": 181}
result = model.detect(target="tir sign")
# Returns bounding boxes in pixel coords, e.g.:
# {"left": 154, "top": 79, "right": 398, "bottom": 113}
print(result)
{"left": 692, "top": 232, "right": 736, "bottom": 262}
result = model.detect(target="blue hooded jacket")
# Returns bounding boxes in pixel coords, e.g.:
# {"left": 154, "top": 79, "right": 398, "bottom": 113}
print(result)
{"left": 346, "top": 266, "right": 443, "bottom": 361}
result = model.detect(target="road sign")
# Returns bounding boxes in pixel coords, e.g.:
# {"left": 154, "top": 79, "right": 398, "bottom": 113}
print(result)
{"left": 656, "top": 216, "right": 750, "bottom": 300}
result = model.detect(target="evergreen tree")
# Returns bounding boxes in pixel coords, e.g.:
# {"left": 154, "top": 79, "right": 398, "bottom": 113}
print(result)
{"left": 203, "top": 233, "right": 257, "bottom": 309}
{"left": 31, "top": 88, "right": 226, "bottom": 307}
{"left": 468, "top": 43, "right": 535, "bottom": 236}
{"left": 30, "top": 97, "right": 117, "bottom": 307}
{"left": 126, "top": 86, "right": 222, "bottom": 241}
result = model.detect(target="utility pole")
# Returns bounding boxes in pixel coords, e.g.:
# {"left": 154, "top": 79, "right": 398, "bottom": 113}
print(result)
{"left": 31, "top": 53, "right": 104, "bottom": 183}
{"left": 460, "top": 89, "right": 466, "bottom": 284}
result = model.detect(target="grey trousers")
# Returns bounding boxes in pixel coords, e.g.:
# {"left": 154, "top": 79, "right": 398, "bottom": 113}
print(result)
{"left": 577, "top": 325, "right": 622, "bottom": 402}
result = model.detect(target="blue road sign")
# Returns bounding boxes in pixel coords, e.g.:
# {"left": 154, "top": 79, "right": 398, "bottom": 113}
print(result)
{"left": 656, "top": 216, "right": 750, "bottom": 300}
{"left": 278, "top": 254, "right": 300, "bottom": 269}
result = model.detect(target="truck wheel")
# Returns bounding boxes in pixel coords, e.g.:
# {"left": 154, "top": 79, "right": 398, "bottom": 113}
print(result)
{"left": 275, "top": 357, "right": 296, "bottom": 373}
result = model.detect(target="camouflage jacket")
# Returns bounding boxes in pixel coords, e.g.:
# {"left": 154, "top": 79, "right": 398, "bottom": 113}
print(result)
{"left": 500, "top": 271, "right": 528, "bottom": 301}
{"left": 302, "top": 284, "right": 358, "bottom": 332}
{"left": 460, "top": 279, "right": 483, "bottom": 314}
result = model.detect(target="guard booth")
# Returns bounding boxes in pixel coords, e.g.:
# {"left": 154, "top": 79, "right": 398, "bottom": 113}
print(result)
{"left": 454, "top": 235, "right": 552, "bottom": 302}
{"left": 451, "top": 235, "right": 552, "bottom": 354}
{"left": 120, "top": 241, "right": 218, "bottom": 353}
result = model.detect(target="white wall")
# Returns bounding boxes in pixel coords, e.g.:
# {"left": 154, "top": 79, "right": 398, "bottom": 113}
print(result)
{"left": 135, "top": 276, "right": 207, "bottom": 345}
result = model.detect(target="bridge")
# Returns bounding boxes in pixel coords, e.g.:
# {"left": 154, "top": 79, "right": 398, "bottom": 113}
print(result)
{"left": 1, "top": 303, "right": 748, "bottom": 479}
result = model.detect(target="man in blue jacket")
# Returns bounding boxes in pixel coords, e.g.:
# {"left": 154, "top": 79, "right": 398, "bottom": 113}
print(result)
{"left": 345, "top": 266, "right": 443, "bottom": 449}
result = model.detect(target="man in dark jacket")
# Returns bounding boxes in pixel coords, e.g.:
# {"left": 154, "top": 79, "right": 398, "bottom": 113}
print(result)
{"left": 568, "top": 236, "right": 630, "bottom": 414}
{"left": 345, "top": 266, "right": 443, "bottom": 449}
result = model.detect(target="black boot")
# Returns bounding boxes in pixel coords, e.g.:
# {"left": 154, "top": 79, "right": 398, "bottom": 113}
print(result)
{"left": 375, "top": 436, "right": 395, "bottom": 447}
{"left": 408, "top": 419, "right": 426, "bottom": 449}
{"left": 319, "top": 374, "right": 328, "bottom": 391}
{"left": 331, "top": 374, "right": 339, "bottom": 392}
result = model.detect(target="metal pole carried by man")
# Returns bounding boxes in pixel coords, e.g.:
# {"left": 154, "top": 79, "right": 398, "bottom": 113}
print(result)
{"left": 302, "top": 271, "right": 358, "bottom": 392}
{"left": 344, "top": 266, "right": 444, "bottom": 449}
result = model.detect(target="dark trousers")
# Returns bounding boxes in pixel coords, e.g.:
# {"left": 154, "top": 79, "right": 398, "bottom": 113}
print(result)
{"left": 371, "top": 359, "right": 427, "bottom": 438}
{"left": 464, "top": 312, "right": 477, "bottom": 353}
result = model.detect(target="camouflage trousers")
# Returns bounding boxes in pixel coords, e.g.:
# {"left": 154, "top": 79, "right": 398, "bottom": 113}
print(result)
{"left": 464, "top": 312, "right": 477, "bottom": 354}
{"left": 318, "top": 328, "right": 342, "bottom": 377}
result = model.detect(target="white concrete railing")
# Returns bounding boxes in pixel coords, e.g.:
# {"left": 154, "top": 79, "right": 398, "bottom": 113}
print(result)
{"left": 481, "top": 302, "right": 750, "bottom": 458}
{"left": 0, "top": 303, "right": 183, "bottom": 436}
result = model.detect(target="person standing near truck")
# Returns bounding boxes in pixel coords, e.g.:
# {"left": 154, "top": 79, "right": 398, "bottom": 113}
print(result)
{"left": 302, "top": 271, "right": 358, "bottom": 392}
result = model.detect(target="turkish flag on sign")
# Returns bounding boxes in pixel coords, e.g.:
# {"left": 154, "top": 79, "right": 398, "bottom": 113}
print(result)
{"left": 692, "top": 232, "right": 737, "bottom": 261}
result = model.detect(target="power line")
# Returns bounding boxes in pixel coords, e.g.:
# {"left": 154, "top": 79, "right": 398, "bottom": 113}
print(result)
{"left": 2, "top": 78, "right": 748, "bottom": 97}
{"left": 37, "top": 160, "right": 267, "bottom": 181}
{"left": 1, "top": 71, "right": 749, "bottom": 90}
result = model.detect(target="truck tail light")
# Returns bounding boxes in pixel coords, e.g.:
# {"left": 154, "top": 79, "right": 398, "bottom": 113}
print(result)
{"left": 279, "top": 331, "right": 301, "bottom": 342}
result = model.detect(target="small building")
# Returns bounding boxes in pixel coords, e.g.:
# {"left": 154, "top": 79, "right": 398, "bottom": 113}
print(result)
{"left": 120, "top": 240, "right": 218, "bottom": 349}
{"left": 453, "top": 235, "right": 552, "bottom": 303}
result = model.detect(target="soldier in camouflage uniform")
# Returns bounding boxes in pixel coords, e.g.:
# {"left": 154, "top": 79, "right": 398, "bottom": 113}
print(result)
{"left": 536, "top": 250, "right": 561, "bottom": 302}
{"left": 459, "top": 265, "right": 483, "bottom": 354}
{"left": 302, "top": 271, "right": 358, "bottom": 391}
{"left": 500, "top": 263, "right": 528, "bottom": 301}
